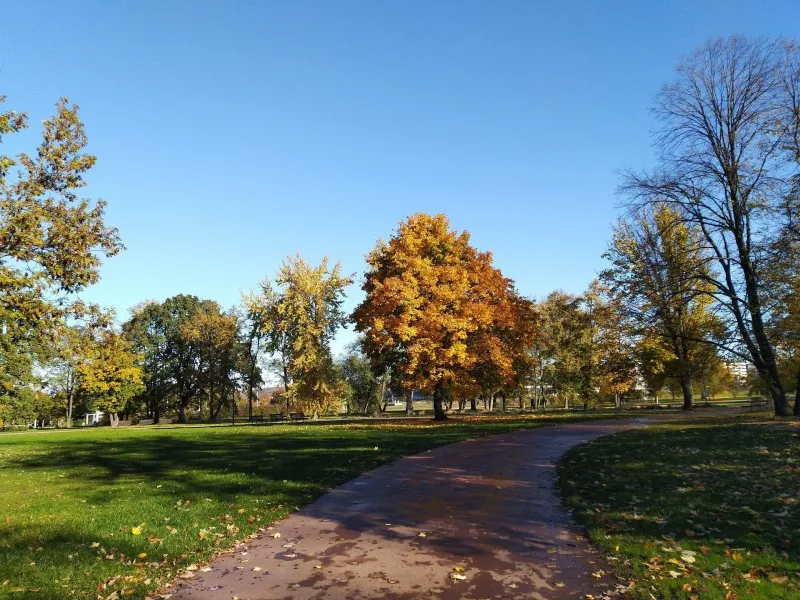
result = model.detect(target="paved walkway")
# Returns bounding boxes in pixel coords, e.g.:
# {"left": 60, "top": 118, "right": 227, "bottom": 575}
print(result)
{"left": 168, "top": 419, "right": 648, "bottom": 600}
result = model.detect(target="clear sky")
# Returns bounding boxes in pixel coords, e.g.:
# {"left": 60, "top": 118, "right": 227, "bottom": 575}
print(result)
{"left": 1, "top": 1, "right": 797, "bottom": 351}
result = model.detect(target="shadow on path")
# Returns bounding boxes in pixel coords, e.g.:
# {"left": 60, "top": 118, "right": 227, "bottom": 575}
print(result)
{"left": 167, "top": 419, "right": 651, "bottom": 600}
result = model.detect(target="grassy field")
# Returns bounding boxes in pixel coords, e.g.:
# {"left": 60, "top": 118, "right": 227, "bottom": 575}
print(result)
{"left": 0, "top": 411, "right": 626, "bottom": 599}
{"left": 559, "top": 414, "right": 800, "bottom": 599}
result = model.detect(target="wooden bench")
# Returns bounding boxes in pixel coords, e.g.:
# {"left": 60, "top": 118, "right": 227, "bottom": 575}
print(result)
{"left": 138, "top": 419, "right": 154, "bottom": 425}
{"left": 249, "top": 415, "right": 265, "bottom": 423}
{"left": 117, "top": 420, "right": 132, "bottom": 427}
{"left": 269, "top": 414, "right": 287, "bottom": 422}
{"left": 749, "top": 397, "right": 769, "bottom": 410}
{"left": 289, "top": 412, "right": 306, "bottom": 421}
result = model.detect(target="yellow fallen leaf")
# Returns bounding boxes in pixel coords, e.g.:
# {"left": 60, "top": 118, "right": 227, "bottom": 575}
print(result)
{"left": 131, "top": 527, "right": 142, "bottom": 536}
{"left": 252, "top": 567, "right": 262, "bottom": 572}
{"left": 137, "top": 553, "right": 147, "bottom": 559}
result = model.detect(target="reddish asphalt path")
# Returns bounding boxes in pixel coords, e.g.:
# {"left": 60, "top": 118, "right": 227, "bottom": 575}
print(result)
{"left": 167, "top": 419, "right": 647, "bottom": 600}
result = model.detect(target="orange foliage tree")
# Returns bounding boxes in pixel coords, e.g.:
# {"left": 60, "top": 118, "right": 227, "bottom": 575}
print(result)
{"left": 352, "top": 213, "right": 535, "bottom": 420}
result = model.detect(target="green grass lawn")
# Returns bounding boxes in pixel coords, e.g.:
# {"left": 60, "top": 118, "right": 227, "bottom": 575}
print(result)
{"left": 559, "top": 414, "right": 800, "bottom": 599}
{"left": 0, "top": 411, "right": 622, "bottom": 599}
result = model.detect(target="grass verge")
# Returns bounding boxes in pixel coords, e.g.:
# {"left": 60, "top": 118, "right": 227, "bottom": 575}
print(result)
{"left": 559, "top": 414, "right": 800, "bottom": 599}
{"left": 1, "top": 411, "right": 621, "bottom": 599}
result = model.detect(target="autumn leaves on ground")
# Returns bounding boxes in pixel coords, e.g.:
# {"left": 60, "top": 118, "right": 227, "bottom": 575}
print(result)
{"left": 560, "top": 414, "right": 800, "bottom": 599}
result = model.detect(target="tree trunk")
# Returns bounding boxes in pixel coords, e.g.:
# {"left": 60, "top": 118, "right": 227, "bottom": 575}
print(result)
{"left": 209, "top": 379, "right": 216, "bottom": 422}
{"left": 405, "top": 390, "right": 414, "bottom": 416}
{"left": 248, "top": 381, "right": 254, "bottom": 421}
{"left": 470, "top": 397, "right": 477, "bottom": 411}
{"left": 378, "top": 378, "right": 388, "bottom": 414}
{"left": 679, "top": 375, "right": 693, "bottom": 411}
{"left": 793, "top": 369, "right": 800, "bottom": 416}
{"left": 432, "top": 382, "right": 447, "bottom": 421}
{"left": 178, "top": 396, "right": 189, "bottom": 423}
{"left": 564, "top": 395, "right": 569, "bottom": 410}
{"left": 110, "top": 413, "right": 119, "bottom": 428}
{"left": 66, "top": 389, "right": 74, "bottom": 428}
{"left": 211, "top": 398, "right": 223, "bottom": 422}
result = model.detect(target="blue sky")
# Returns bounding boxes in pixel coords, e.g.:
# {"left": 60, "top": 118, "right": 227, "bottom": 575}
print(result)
{"left": 1, "top": 1, "right": 797, "bottom": 351}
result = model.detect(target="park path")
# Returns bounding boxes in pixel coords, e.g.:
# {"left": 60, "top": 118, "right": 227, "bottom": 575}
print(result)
{"left": 167, "top": 418, "right": 649, "bottom": 600}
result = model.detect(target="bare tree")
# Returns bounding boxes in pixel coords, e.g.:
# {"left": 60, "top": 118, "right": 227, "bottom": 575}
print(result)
{"left": 623, "top": 36, "right": 796, "bottom": 416}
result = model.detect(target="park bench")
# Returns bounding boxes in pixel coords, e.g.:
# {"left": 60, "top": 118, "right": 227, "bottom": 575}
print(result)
{"left": 249, "top": 415, "right": 265, "bottom": 423}
{"left": 269, "top": 414, "right": 287, "bottom": 422}
{"left": 749, "top": 397, "right": 769, "bottom": 411}
{"left": 289, "top": 412, "right": 306, "bottom": 421}
{"left": 138, "top": 419, "right": 154, "bottom": 426}
{"left": 117, "top": 420, "right": 132, "bottom": 427}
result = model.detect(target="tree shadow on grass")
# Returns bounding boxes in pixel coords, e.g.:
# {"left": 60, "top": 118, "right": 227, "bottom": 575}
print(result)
{"left": 560, "top": 423, "right": 800, "bottom": 579}
{"left": 0, "top": 414, "right": 612, "bottom": 598}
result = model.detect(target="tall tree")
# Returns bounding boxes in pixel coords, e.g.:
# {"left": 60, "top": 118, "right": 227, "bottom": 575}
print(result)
{"left": 247, "top": 255, "right": 352, "bottom": 418}
{"left": 0, "top": 97, "right": 121, "bottom": 414}
{"left": 123, "top": 295, "right": 214, "bottom": 423}
{"left": 538, "top": 291, "right": 587, "bottom": 409}
{"left": 623, "top": 37, "right": 799, "bottom": 415}
{"left": 47, "top": 323, "right": 94, "bottom": 426}
{"left": 339, "top": 341, "right": 389, "bottom": 415}
{"left": 603, "top": 204, "right": 723, "bottom": 409}
{"left": 240, "top": 305, "right": 266, "bottom": 420}
{"left": 181, "top": 304, "right": 241, "bottom": 422}
{"left": 353, "top": 213, "right": 529, "bottom": 420}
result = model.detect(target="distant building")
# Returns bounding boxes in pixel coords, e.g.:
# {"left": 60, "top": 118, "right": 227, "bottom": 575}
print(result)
{"left": 84, "top": 410, "right": 104, "bottom": 425}
{"left": 726, "top": 361, "right": 749, "bottom": 382}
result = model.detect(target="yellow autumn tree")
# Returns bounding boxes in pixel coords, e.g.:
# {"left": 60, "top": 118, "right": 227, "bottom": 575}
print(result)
{"left": 246, "top": 255, "right": 353, "bottom": 418}
{"left": 353, "top": 213, "right": 532, "bottom": 420}
{"left": 78, "top": 329, "right": 143, "bottom": 427}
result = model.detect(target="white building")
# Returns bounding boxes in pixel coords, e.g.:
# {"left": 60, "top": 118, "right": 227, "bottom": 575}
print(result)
{"left": 726, "top": 361, "right": 749, "bottom": 382}
{"left": 83, "top": 410, "right": 104, "bottom": 426}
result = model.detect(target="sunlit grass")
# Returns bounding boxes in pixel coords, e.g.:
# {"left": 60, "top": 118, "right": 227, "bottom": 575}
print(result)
{"left": 0, "top": 411, "right": 622, "bottom": 599}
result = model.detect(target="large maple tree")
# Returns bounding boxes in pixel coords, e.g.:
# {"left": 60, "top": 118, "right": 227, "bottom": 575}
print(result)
{"left": 353, "top": 213, "right": 534, "bottom": 420}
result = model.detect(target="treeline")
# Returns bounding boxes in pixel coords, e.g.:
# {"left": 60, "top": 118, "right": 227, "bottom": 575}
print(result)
{"left": 1, "top": 35, "right": 799, "bottom": 427}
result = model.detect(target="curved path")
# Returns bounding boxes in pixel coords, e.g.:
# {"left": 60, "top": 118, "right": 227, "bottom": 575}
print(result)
{"left": 168, "top": 419, "right": 647, "bottom": 600}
